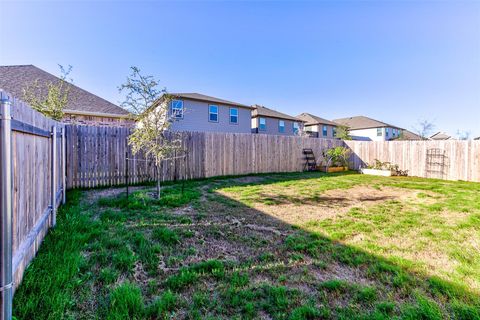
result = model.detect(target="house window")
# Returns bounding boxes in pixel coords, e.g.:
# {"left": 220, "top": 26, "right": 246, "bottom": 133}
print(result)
{"left": 259, "top": 118, "right": 266, "bottom": 131}
{"left": 332, "top": 127, "right": 337, "bottom": 137}
{"left": 230, "top": 108, "right": 238, "bottom": 124}
{"left": 171, "top": 100, "right": 184, "bottom": 118}
{"left": 209, "top": 105, "right": 218, "bottom": 122}
{"left": 385, "top": 128, "right": 389, "bottom": 137}
{"left": 392, "top": 128, "right": 396, "bottom": 136}
{"left": 293, "top": 122, "right": 299, "bottom": 134}
{"left": 279, "top": 120, "right": 285, "bottom": 133}
{"left": 323, "top": 125, "right": 328, "bottom": 137}
{"left": 377, "top": 128, "right": 382, "bottom": 136}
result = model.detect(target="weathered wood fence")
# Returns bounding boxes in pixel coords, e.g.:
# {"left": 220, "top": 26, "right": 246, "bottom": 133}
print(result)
{"left": 65, "top": 125, "right": 344, "bottom": 188}
{"left": 0, "top": 91, "right": 65, "bottom": 318}
{"left": 65, "top": 125, "right": 480, "bottom": 187}
{"left": 346, "top": 140, "right": 480, "bottom": 182}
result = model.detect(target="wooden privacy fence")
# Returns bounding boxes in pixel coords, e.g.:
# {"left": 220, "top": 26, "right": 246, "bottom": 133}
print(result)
{"left": 0, "top": 91, "right": 66, "bottom": 318}
{"left": 345, "top": 140, "right": 480, "bottom": 182}
{"left": 65, "top": 125, "right": 344, "bottom": 188}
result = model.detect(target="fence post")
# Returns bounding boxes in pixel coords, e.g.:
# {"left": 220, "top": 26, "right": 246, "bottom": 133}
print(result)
{"left": 0, "top": 97, "right": 13, "bottom": 320}
{"left": 51, "top": 126, "right": 57, "bottom": 226}
{"left": 61, "top": 126, "right": 66, "bottom": 204}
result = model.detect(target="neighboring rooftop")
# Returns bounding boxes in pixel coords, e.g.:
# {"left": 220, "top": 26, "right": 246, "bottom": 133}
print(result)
{"left": 252, "top": 105, "right": 303, "bottom": 122}
{"left": 296, "top": 112, "right": 337, "bottom": 126}
{"left": 170, "top": 93, "right": 251, "bottom": 108}
{"left": 0, "top": 65, "right": 129, "bottom": 116}
{"left": 392, "top": 129, "right": 424, "bottom": 141}
{"left": 333, "top": 115, "right": 401, "bottom": 130}
{"left": 430, "top": 132, "right": 453, "bottom": 140}
{"left": 475, "top": 136, "right": 480, "bottom": 140}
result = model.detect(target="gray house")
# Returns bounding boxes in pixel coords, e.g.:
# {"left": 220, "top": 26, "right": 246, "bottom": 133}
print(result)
{"left": 251, "top": 105, "right": 304, "bottom": 136}
{"left": 167, "top": 93, "right": 253, "bottom": 133}
{"left": 296, "top": 112, "right": 338, "bottom": 138}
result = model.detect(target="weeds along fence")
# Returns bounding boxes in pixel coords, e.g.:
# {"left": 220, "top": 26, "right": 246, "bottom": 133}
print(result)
{"left": 346, "top": 140, "right": 480, "bottom": 182}
{"left": 0, "top": 91, "right": 65, "bottom": 318}
{"left": 65, "top": 125, "right": 344, "bottom": 188}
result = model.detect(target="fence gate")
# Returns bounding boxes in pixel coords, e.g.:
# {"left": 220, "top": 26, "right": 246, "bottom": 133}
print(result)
{"left": 0, "top": 91, "right": 66, "bottom": 320}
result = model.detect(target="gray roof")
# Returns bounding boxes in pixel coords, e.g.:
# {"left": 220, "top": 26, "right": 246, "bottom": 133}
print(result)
{"left": 252, "top": 105, "right": 303, "bottom": 122}
{"left": 333, "top": 115, "right": 401, "bottom": 130}
{"left": 170, "top": 93, "right": 251, "bottom": 109}
{"left": 475, "top": 136, "right": 480, "bottom": 140}
{"left": 0, "top": 65, "right": 129, "bottom": 116}
{"left": 430, "top": 132, "right": 452, "bottom": 140}
{"left": 392, "top": 129, "right": 424, "bottom": 141}
{"left": 296, "top": 112, "right": 337, "bottom": 126}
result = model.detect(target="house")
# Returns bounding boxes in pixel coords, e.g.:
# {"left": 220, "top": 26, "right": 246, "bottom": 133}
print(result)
{"left": 0, "top": 65, "right": 131, "bottom": 126}
{"left": 296, "top": 112, "right": 337, "bottom": 138}
{"left": 167, "top": 93, "right": 253, "bottom": 133}
{"left": 475, "top": 136, "right": 480, "bottom": 140}
{"left": 430, "top": 132, "right": 454, "bottom": 140}
{"left": 392, "top": 129, "right": 424, "bottom": 141}
{"left": 251, "top": 105, "right": 304, "bottom": 136}
{"left": 333, "top": 116, "right": 403, "bottom": 141}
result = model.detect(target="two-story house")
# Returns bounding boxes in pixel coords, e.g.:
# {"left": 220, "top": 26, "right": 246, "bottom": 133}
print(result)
{"left": 167, "top": 93, "right": 253, "bottom": 133}
{"left": 251, "top": 105, "right": 304, "bottom": 136}
{"left": 333, "top": 116, "right": 403, "bottom": 141}
{"left": 296, "top": 113, "right": 338, "bottom": 138}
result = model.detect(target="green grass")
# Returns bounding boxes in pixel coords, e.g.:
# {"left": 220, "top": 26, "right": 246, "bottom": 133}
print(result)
{"left": 12, "top": 172, "right": 480, "bottom": 319}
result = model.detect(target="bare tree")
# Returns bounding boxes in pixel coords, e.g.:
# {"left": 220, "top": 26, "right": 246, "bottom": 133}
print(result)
{"left": 413, "top": 120, "right": 435, "bottom": 139}
{"left": 23, "top": 64, "right": 73, "bottom": 120}
{"left": 119, "top": 67, "right": 182, "bottom": 199}
{"left": 456, "top": 130, "right": 471, "bottom": 140}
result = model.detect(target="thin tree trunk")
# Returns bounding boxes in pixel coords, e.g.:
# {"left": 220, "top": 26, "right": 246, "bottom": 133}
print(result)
{"left": 156, "top": 160, "right": 161, "bottom": 199}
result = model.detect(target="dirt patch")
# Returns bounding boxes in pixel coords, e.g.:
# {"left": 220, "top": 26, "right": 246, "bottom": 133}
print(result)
{"left": 220, "top": 185, "right": 430, "bottom": 226}
{"left": 230, "top": 176, "right": 266, "bottom": 184}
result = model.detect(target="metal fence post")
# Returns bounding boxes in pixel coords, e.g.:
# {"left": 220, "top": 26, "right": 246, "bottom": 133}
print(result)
{"left": 51, "top": 126, "right": 57, "bottom": 226}
{"left": 0, "top": 98, "right": 13, "bottom": 320}
{"left": 61, "top": 126, "right": 66, "bottom": 205}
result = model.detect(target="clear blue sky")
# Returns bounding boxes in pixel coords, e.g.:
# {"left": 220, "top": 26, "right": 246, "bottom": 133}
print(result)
{"left": 1, "top": 1, "right": 479, "bottom": 137}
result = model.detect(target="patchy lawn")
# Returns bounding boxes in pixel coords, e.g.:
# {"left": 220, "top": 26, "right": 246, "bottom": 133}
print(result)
{"left": 13, "top": 172, "right": 480, "bottom": 319}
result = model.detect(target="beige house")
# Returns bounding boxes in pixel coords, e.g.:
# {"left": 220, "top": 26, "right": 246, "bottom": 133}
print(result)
{"left": 430, "top": 132, "right": 454, "bottom": 140}
{"left": 296, "top": 112, "right": 338, "bottom": 138}
{"left": 0, "top": 65, "right": 132, "bottom": 126}
{"left": 333, "top": 116, "right": 403, "bottom": 141}
{"left": 251, "top": 105, "right": 304, "bottom": 136}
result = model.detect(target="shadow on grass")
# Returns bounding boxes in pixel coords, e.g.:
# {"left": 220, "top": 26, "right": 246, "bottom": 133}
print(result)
{"left": 12, "top": 171, "right": 480, "bottom": 319}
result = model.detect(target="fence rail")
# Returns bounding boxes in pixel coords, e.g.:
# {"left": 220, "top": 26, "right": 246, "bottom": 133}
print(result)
{"left": 0, "top": 90, "right": 65, "bottom": 319}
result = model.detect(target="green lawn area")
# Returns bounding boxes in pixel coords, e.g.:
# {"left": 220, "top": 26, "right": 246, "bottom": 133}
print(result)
{"left": 13, "top": 172, "right": 480, "bottom": 319}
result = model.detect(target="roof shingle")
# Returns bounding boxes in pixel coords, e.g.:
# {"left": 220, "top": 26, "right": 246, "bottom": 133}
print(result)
{"left": 296, "top": 113, "right": 337, "bottom": 126}
{"left": 333, "top": 115, "right": 401, "bottom": 130}
{"left": 0, "top": 65, "right": 129, "bottom": 116}
{"left": 252, "top": 105, "right": 303, "bottom": 122}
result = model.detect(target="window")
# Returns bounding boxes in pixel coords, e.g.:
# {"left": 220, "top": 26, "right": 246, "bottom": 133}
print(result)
{"left": 332, "top": 127, "right": 337, "bottom": 137}
{"left": 385, "top": 128, "right": 389, "bottom": 137}
{"left": 377, "top": 128, "right": 382, "bottom": 136}
{"left": 293, "top": 122, "right": 299, "bottom": 134}
{"left": 230, "top": 108, "right": 238, "bottom": 124}
{"left": 279, "top": 120, "right": 285, "bottom": 133}
{"left": 259, "top": 118, "right": 266, "bottom": 131}
{"left": 171, "top": 100, "right": 184, "bottom": 118}
{"left": 209, "top": 105, "right": 218, "bottom": 122}
{"left": 392, "top": 128, "right": 396, "bottom": 136}
{"left": 323, "top": 125, "right": 328, "bottom": 137}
